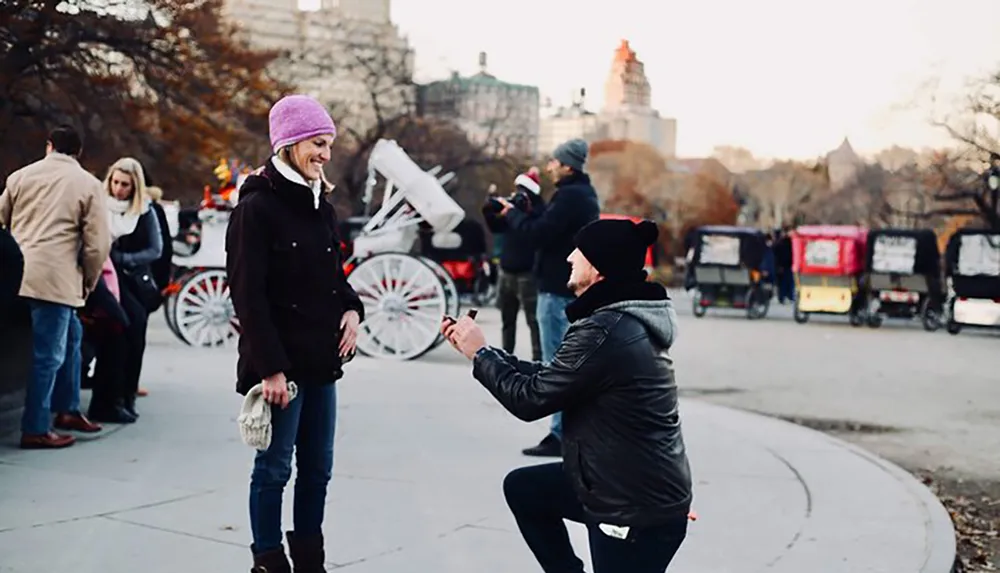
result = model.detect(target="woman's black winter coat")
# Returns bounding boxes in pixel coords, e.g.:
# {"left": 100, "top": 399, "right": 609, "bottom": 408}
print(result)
{"left": 225, "top": 160, "right": 364, "bottom": 395}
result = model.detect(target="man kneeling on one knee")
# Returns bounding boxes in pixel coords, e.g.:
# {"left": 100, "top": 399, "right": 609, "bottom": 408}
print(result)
{"left": 443, "top": 218, "right": 692, "bottom": 572}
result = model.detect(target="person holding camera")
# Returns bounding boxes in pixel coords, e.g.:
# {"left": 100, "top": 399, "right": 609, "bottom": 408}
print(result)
{"left": 494, "top": 138, "right": 600, "bottom": 457}
{"left": 441, "top": 218, "right": 690, "bottom": 573}
{"left": 482, "top": 168, "right": 544, "bottom": 361}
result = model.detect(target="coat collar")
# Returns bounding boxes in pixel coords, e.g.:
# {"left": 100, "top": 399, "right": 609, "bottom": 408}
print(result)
{"left": 44, "top": 152, "right": 81, "bottom": 167}
{"left": 261, "top": 157, "right": 322, "bottom": 211}
{"left": 565, "top": 279, "right": 668, "bottom": 323}
{"left": 270, "top": 155, "right": 321, "bottom": 210}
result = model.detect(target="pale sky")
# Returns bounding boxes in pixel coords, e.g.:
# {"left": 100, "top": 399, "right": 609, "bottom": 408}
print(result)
{"left": 302, "top": 0, "right": 999, "bottom": 160}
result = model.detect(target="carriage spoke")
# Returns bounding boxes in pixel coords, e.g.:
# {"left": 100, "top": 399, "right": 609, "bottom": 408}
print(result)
{"left": 348, "top": 253, "right": 448, "bottom": 360}
{"left": 174, "top": 270, "right": 238, "bottom": 347}
{"left": 407, "top": 297, "right": 446, "bottom": 308}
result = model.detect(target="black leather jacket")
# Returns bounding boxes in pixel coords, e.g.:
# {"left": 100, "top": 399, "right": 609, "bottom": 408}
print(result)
{"left": 472, "top": 280, "right": 692, "bottom": 527}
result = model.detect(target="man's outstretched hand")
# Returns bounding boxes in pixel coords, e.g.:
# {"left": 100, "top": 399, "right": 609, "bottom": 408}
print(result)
{"left": 441, "top": 315, "right": 487, "bottom": 360}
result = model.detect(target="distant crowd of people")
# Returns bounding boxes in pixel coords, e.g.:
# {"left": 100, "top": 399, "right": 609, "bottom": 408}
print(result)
{"left": 0, "top": 125, "right": 172, "bottom": 449}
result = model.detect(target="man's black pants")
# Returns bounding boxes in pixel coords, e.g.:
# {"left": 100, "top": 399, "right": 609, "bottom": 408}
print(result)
{"left": 503, "top": 462, "right": 687, "bottom": 572}
{"left": 496, "top": 269, "right": 541, "bottom": 361}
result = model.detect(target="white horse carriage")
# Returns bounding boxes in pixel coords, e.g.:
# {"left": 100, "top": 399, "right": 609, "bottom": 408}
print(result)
{"left": 161, "top": 139, "right": 465, "bottom": 360}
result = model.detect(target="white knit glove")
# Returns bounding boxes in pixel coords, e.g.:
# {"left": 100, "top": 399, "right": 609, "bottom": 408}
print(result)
{"left": 238, "top": 381, "right": 298, "bottom": 451}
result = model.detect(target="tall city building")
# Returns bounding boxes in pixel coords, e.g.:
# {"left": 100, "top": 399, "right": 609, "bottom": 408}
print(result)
{"left": 417, "top": 53, "right": 540, "bottom": 157}
{"left": 536, "top": 89, "right": 602, "bottom": 157}
{"left": 222, "top": 0, "right": 414, "bottom": 132}
{"left": 538, "top": 40, "right": 678, "bottom": 159}
{"left": 314, "top": 0, "right": 390, "bottom": 22}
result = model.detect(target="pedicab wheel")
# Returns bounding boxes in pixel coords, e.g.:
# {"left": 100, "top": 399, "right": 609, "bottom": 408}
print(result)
{"left": 792, "top": 304, "right": 809, "bottom": 324}
{"left": 173, "top": 269, "right": 240, "bottom": 347}
{"left": 348, "top": 252, "right": 448, "bottom": 360}
{"left": 691, "top": 292, "right": 707, "bottom": 318}
{"left": 946, "top": 320, "right": 962, "bottom": 335}
{"left": 418, "top": 256, "right": 461, "bottom": 350}
{"left": 162, "top": 268, "right": 195, "bottom": 339}
{"left": 920, "top": 300, "right": 941, "bottom": 332}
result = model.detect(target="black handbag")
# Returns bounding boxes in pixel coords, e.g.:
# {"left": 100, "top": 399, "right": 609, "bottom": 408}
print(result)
{"left": 120, "top": 265, "right": 163, "bottom": 313}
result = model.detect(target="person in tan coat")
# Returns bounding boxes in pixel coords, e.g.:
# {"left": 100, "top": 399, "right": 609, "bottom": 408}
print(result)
{"left": 0, "top": 125, "right": 111, "bottom": 448}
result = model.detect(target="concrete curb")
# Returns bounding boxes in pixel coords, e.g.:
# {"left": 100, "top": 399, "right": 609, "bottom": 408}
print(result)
{"left": 697, "top": 400, "right": 957, "bottom": 573}
{"left": 827, "top": 436, "right": 958, "bottom": 573}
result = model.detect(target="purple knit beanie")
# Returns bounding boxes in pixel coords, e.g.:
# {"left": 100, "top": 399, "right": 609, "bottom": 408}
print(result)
{"left": 268, "top": 95, "right": 337, "bottom": 153}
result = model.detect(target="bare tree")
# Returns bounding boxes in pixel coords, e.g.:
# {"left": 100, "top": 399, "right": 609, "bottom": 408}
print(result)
{"left": 914, "top": 67, "right": 1000, "bottom": 230}
{"left": 910, "top": 150, "right": 1000, "bottom": 231}
{"left": 803, "top": 163, "right": 897, "bottom": 226}
{"left": 711, "top": 145, "right": 770, "bottom": 174}
{"left": 738, "top": 161, "right": 829, "bottom": 229}
{"left": 873, "top": 145, "right": 920, "bottom": 172}
{"left": 0, "top": 0, "right": 284, "bottom": 200}
{"left": 277, "top": 21, "right": 516, "bottom": 214}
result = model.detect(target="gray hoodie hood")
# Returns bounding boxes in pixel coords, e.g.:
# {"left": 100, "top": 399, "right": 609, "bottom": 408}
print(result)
{"left": 603, "top": 298, "right": 679, "bottom": 349}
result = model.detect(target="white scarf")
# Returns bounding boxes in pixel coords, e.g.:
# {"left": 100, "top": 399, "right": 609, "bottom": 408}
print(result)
{"left": 107, "top": 195, "right": 147, "bottom": 239}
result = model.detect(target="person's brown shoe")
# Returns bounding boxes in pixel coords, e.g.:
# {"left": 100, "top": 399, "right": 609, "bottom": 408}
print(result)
{"left": 54, "top": 412, "right": 102, "bottom": 433}
{"left": 20, "top": 432, "right": 76, "bottom": 449}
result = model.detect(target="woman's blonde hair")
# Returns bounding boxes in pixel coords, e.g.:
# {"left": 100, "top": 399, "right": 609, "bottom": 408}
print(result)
{"left": 147, "top": 185, "right": 163, "bottom": 202}
{"left": 103, "top": 157, "right": 148, "bottom": 215}
{"left": 278, "top": 145, "right": 333, "bottom": 194}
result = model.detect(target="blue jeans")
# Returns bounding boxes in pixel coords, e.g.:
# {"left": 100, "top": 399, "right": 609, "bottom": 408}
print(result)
{"left": 21, "top": 299, "right": 82, "bottom": 435}
{"left": 537, "top": 292, "right": 573, "bottom": 439}
{"left": 249, "top": 383, "right": 337, "bottom": 553}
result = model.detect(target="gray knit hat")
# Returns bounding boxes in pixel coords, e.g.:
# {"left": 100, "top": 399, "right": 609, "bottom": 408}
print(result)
{"left": 552, "top": 138, "right": 588, "bottom": 172}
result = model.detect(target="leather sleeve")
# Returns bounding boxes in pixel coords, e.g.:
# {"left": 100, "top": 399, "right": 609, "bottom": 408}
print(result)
{"left": 225, "top": 195, "right": 291, "bottom": 378}
{"left": 489, "top": 347, "right": 543, "bottom": 375}
{"left": 472, "top": 320, "right": 609, "bottom": 422}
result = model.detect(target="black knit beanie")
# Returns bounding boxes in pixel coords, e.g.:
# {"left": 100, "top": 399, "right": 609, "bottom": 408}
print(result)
{"left": 574, "top": 219, "right": 658, "bottom": 281}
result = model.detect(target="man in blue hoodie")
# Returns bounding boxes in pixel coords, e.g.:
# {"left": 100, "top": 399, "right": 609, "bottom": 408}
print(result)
{"left": 495, "top": 138, "right": 600, "bottom": 456}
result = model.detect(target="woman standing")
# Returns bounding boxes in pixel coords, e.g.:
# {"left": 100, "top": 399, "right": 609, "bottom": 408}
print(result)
{"left": 226, "top": 94, "right": 364, "bottom": 573}
{"left": 92, "top": 157, "right": 162, "bottom": 422}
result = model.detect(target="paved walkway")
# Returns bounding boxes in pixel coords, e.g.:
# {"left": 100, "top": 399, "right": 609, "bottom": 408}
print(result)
{"left": 0, "top": 309, "right": 955, "bottom": 572}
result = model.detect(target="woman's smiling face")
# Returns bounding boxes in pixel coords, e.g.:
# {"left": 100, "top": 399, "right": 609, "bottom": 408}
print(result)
{"left": 289, "top": 134, "right": 335, "bottom": 181}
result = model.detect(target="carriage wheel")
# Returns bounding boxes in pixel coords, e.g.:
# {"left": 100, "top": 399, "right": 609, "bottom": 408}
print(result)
{"left": 419, "top": 257, "right": 461, "bottom": 350}
{"left": 162, "top": 268, "right": 195, "bottom": 339}
{"left": 173, "top": 269, "right": 240, "bottom": 347}
{"left": 348, "top": 253, "right": 448, "bottom": 360}
{"left": 163, "top": 293, "right": 180, "bottom": 338}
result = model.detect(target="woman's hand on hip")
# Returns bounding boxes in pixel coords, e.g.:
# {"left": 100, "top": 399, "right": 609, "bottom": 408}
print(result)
{"left": 339, "top": 310, "right": 360, "bottom": 357}
{"left": 262, "top": 372, "right": 290, "bottom": 409}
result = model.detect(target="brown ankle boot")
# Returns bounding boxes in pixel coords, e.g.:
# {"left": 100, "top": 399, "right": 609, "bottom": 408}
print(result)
{"left": 286, "top": 531, "right": 326, "bottom": 573}
{"left": 250, "top": 544, "right": 291, "bottom": 573}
